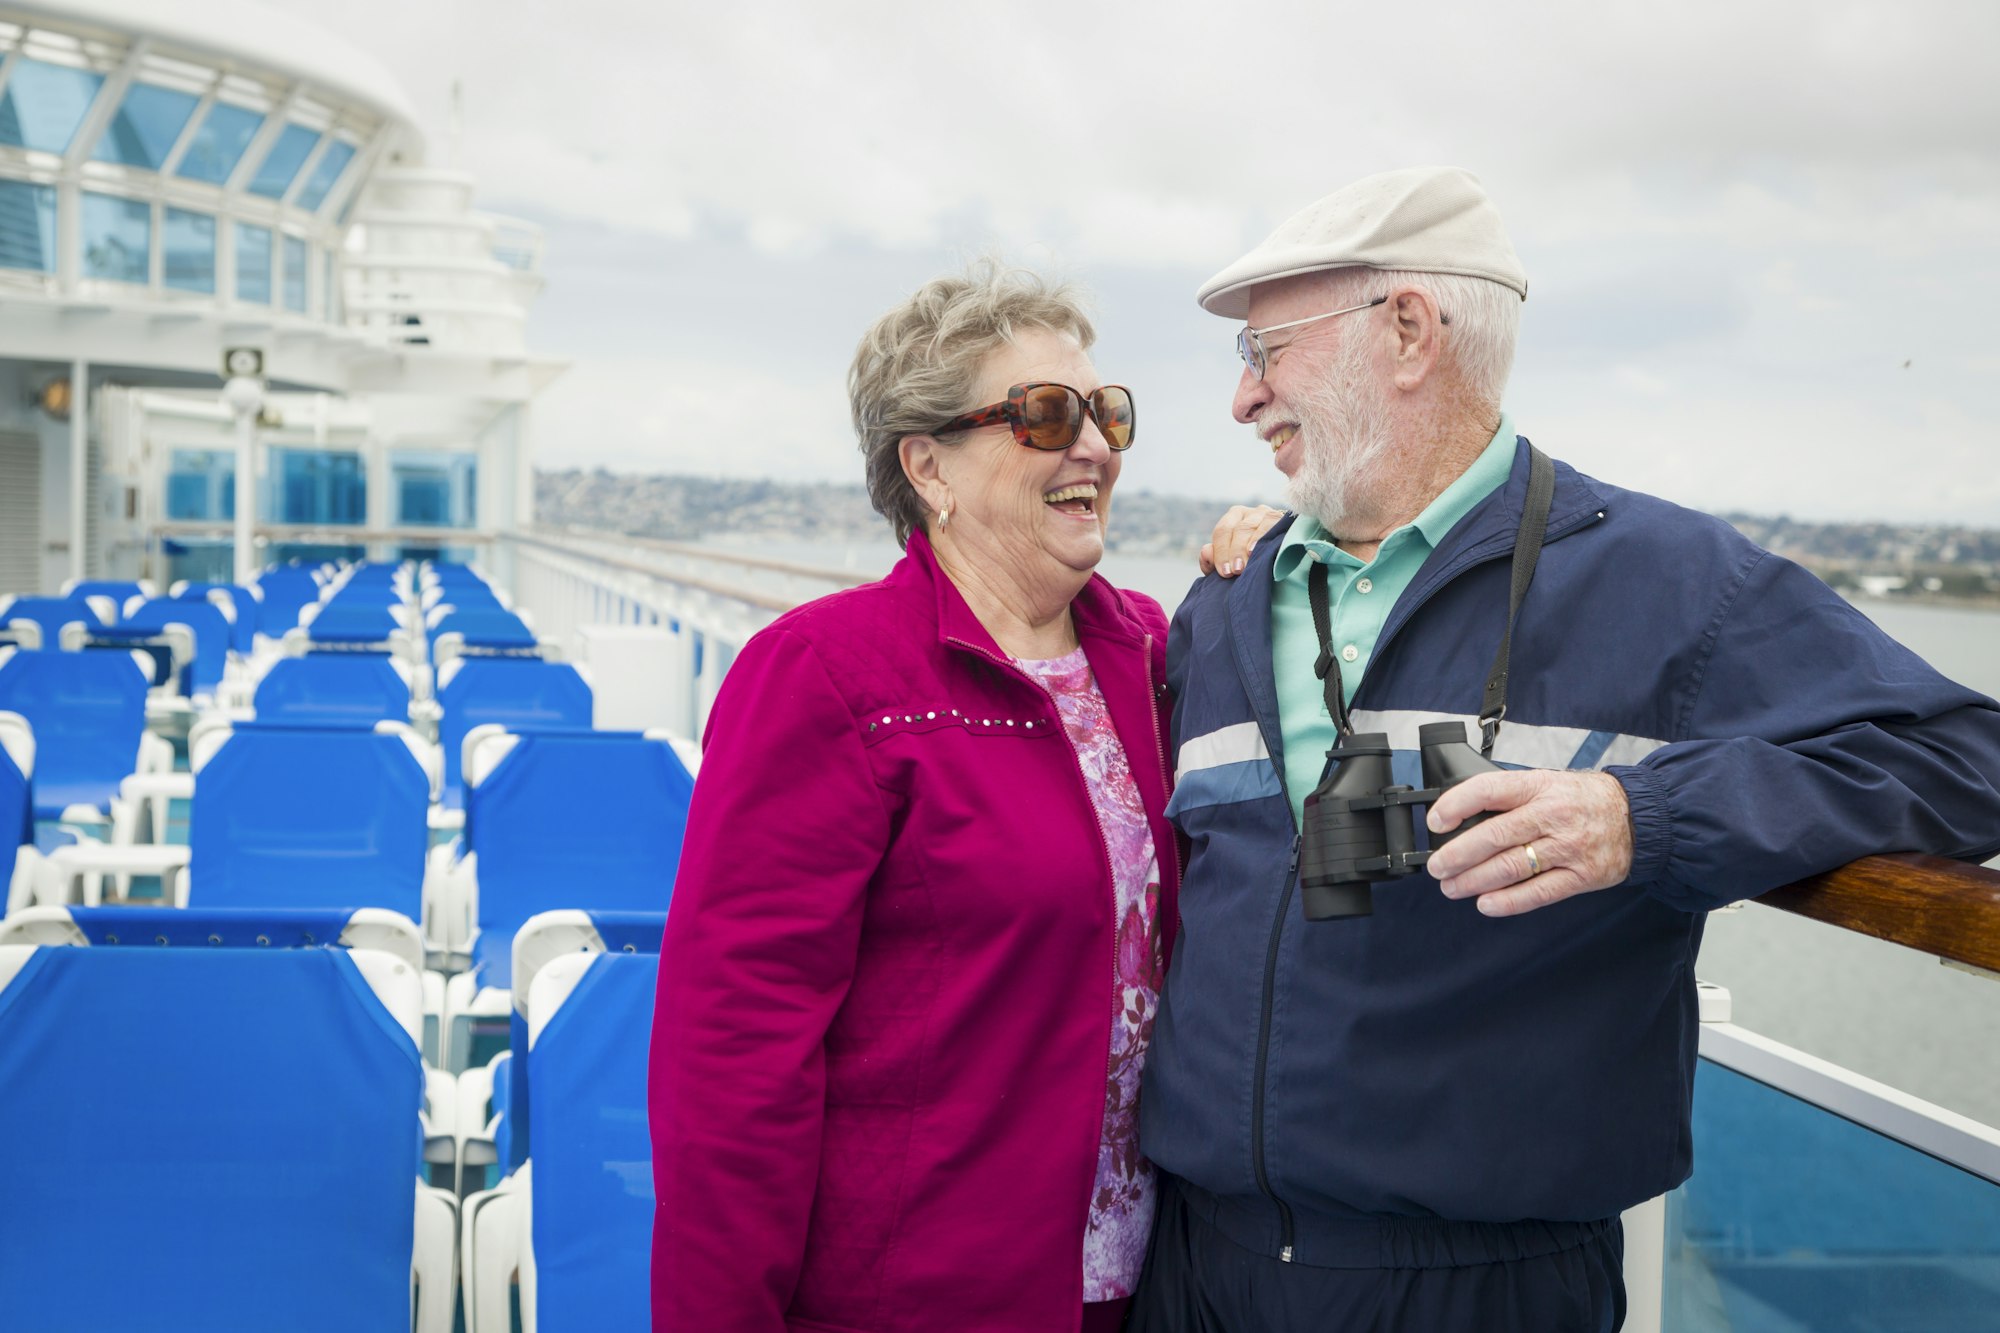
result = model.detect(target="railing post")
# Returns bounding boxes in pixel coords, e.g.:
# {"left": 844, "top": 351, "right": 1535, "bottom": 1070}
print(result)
{"left": 664, "top": 611, "right": 697, "bottom": 740}
{"left": 1621, "top": 1194, "right": 1665, "bottom": 1333}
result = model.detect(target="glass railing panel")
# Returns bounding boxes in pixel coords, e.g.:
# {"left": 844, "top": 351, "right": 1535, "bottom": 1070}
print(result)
{"left": 166, "top": 449, "right": 234, "bottom": 521}
{"left": 246, "top": 122, "right": 319, "bottom": 200}
{"left": 294, "top": 138, "right": 355, "bottom": 212}
{"left": 265, "top": 446, "right": 365, "bottom": 524}
{"left": 90, "top": 81, "right": 199, "bottom": 169}
{"left": 175, "top": 102, "right": 262, "bottom": 186}
{"left": 163, "top": 207, "right": 214, "bottom": 294}
{"left": 0, "top": 57, "right": 104, "bottom": 154}
{"left": 80, "top": 191, "right": 148, "bottom": 284}
{"left": 0, "top": 178, "right": 56, "bottom": 273}
{"left": 1663, "top": 1057, "right": 2000, "bottom": 1332}
{"left": 281, "top": 234, "right": 306, "bottom": 312}
{"left": 235, "top": 222, "right": 272, "bottom": 304}
{"left": 392, "top": 450, "right": 477, "bottom": 529}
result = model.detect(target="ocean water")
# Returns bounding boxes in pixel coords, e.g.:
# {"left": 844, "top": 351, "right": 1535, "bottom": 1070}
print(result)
{"left": 709, "top": 532, "right": 2000, "bottom": 1126}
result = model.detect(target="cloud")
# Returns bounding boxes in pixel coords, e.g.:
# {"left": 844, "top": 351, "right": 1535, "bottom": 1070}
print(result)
{"left": 533, "top": 354, "right": 853, "bottom": 480}
{"left": 251, "top": 0, "right": 2000, "bottom": 524}
{"left": 276, "top": 0, "right": 1999, "bottom": 263}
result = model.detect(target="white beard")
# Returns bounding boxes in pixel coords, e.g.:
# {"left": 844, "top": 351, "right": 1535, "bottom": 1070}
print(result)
{"left": 1278, "top": 336, "right": 1395, "bottom": 536}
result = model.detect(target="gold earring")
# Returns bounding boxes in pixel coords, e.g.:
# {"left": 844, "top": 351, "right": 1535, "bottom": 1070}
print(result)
{"left": 939, "top": 502, "right": 951, "bottom": 530}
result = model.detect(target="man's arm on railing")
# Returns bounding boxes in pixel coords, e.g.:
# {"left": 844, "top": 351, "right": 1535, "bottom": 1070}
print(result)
{"left": 1609, "top": 553, "right": 2000, "bottom": 911}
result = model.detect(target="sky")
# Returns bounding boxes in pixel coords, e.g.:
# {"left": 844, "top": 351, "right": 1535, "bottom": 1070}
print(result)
{"left": 268, "top": 0, "right": 2000, "bottom": 523}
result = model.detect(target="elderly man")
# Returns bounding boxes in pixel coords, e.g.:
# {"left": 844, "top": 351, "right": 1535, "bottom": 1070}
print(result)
{"left": 1132, "top": 166, "right": 2000, "bottom": 1332}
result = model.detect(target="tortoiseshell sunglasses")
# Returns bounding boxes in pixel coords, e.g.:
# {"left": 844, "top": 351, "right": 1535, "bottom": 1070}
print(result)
{"left": 934, "top": 382, "right": 1135, "bottom": 452}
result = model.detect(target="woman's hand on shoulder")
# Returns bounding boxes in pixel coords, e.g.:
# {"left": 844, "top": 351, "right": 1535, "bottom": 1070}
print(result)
{"left": 1199, "top": 505, "right": 1287, "bottom": 578}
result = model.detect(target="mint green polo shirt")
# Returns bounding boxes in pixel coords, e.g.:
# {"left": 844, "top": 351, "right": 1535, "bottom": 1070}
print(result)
{"left": 1270, "top": 415, "right": 1517, "bottom": 828}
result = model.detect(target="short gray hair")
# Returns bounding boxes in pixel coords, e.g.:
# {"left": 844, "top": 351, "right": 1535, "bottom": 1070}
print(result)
{"left": 849, "top": 260, "right": 1096, "bottom": 546}
{"left": 1318, "top": 265, "right": 1521, "bottom": 412}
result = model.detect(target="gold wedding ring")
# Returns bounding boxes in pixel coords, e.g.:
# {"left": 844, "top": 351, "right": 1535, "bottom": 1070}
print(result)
{"left": 1522, "top": 843, "right": 1542, "bottom": 877}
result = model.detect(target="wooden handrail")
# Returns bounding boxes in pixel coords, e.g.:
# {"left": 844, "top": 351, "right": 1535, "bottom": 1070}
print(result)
{"left": 152, "top": 521, "right": 495, "bottom": 545}
{"left": 1759, "top": 853, "right": 2000, "bottom": 975}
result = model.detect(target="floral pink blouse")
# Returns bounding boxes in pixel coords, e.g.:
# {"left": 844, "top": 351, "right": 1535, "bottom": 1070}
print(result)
{"left": 1017, "top": 647, "right": 1165, "bottom": 1302}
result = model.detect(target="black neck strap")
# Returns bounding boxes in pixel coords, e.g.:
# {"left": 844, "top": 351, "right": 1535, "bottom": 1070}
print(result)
{"left": 1308, "top": 445, "right": 1557, "bottom": 758}
{"left": 1308, "top": 561, "right": 1355, "bottom": 740}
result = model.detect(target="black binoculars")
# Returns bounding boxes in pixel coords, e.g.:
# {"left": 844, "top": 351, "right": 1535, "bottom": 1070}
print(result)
{"left": 1297, "top": 720, "right": 1501, "bottom": 920}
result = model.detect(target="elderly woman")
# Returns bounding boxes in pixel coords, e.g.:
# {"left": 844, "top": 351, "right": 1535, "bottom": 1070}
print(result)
{"left": 650, "top": 263, "right": 1197, "bottom": 1333}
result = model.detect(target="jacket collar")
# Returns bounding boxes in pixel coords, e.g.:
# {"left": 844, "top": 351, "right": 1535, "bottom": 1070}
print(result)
{"left": 894, "top": 528, "right": 1149, "bottom": 659}
{"left": 1215, "top": 436, "right": 1608, "bottom": 794}
{"left": 1423, "top": 436, "right": 1608, "bottom": 572}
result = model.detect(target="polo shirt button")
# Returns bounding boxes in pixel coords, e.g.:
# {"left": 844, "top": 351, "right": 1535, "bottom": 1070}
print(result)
{"left": 1341, "top": 644, "right": 1359, "bottom": 663}
{"left": 1355, "top": 577, "right": 1373, "bottom": 594}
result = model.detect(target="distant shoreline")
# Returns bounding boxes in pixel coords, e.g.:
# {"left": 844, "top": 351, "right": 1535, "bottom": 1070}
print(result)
{"left": 1846, "top": 591, "right": 2000, "bottom": 615}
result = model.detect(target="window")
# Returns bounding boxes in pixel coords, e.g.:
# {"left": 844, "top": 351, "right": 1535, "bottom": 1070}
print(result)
{"left": 81, "top": 192, "right": 150, "bottom": 283}
{"left": 247, "top": 123, "right": 320, "bottom": 199}
{"left": 267, "top": 447, "right": 365, "bottom": 524}
{"left": 392, "top": 451, "right": 477, "bottom": 529}
{"left": 294, "top": 138, "right": 356, "bottom": 212}
{"left": 235, "top": 223, "right": 272, "bottom": 303}
{"left": 91, "top": 82, "right": 200, "bottom": 169}
{"left": 0, "top": 180, "right": 57, "bottom": 273}
{"left": 163, "top": 208, "right": 214, "bottom": 293}
{"left": 166, "top": 449, "right": 235, "bottom": 521}
{"left": 174, "top": 102, "right": 263, "bottom": 185}
{"left": 0, "top": 57, "right": 106, "bottom": 154}
{"left": 282, "top": 235, "right": 307, "bottom": 312}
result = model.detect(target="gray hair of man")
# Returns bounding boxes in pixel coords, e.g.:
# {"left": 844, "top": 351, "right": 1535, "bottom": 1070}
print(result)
{"left": 849, "top": 259, "right": 1097, "bottom": 547}
{"left": 1314, "top": 264, "right": 1522, "bottom": 415}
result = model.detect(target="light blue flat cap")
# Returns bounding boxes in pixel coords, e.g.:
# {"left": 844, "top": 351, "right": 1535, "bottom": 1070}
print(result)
{"left": 1198, "top": 166, "right": 1528, "bottom": 318}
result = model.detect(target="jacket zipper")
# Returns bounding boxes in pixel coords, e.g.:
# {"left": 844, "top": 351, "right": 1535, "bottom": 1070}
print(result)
{"left": 946, "top": 634, "right": 1123, "bottom": 1248}
{"left": 1241, "top": 501, "right": 1604, "bottom": 1265}
{"left": 1231, "top": 595, "right": 1303, "bottom": 1263}
{"left": 1253, "top": 829, "right": 1303, "bottom": 1261}
{"left": 1143, "top": 635, "right": 1187, "bottom": 920}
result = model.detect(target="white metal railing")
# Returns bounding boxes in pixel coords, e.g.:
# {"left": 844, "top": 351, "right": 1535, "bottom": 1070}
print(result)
{"left": 1698, "top": 1021, "right": 2000, "bottom": 1184}
{"left": 502, "top": 530, "right": 838, "bottom": 738}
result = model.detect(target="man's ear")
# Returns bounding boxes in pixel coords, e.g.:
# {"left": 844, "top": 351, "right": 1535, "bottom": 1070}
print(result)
{"left": 1389, "top": 287, "right": 1445, "bottom": 393}
{"left": 899, "top": 434, "right": 948, "bottom": 514}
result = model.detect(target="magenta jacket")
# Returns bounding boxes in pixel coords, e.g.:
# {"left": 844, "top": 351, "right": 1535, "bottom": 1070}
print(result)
{"left": 649, "top": 531, "right": 1181, "bottom": 1332}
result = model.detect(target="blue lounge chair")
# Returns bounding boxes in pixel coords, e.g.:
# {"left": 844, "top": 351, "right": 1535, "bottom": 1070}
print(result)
{"left": 460, "top": 909, "right": 664, "bottom": 1333}
{"left": 0, "top": 905, "right": 455, "bottom": 1333}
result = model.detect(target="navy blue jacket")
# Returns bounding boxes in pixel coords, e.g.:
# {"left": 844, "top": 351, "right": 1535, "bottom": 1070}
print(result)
{"left": 1141, "top": 440, "right": 2000, "bottom": 1245}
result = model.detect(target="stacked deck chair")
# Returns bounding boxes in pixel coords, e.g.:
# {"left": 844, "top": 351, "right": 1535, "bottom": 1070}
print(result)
{"left": 439, "top": 726, "right": 689, "bottom": 1076}
{"left": 254, "top": 564, "right": 322, "bottom": 639}
{"left": 434, "top": 657, "right": 593, "bottom": 819}
{"left": 0, "top": 594, "right": 102, "bottom": 651}
{"left": 0, "top": 646, "right": 160, "bottom": 826}
{"left": 0, "top": 906, "right": 456, "bottom": 1333}
{"left": 252, "top": 652, "right": 423, "bottom": 730}
{"left": 1, "top": 710, "right": 31, "bottom": 908}
{"left": 460, "top": 909, "right": 665, "bottom": 1332}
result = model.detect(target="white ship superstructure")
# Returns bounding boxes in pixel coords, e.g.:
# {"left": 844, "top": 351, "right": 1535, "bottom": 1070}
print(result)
{"left": 0, "top": 0, "right": 557, "bottom": 595}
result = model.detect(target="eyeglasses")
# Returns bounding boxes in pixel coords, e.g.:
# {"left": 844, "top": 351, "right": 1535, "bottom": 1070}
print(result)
{"left": 1236, "top": 295, "right": 1387, "bottom": 380}
{"left": 934, "top": 382, "right": 1136, "bottom": 452}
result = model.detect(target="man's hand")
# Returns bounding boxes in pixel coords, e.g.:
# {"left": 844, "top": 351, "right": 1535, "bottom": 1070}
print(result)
{"left": 1423, "top": 769, "right": 1635, "bottom": 916}
{"left": 1199, "top": 505, "right": 1286, "bottom": 577}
